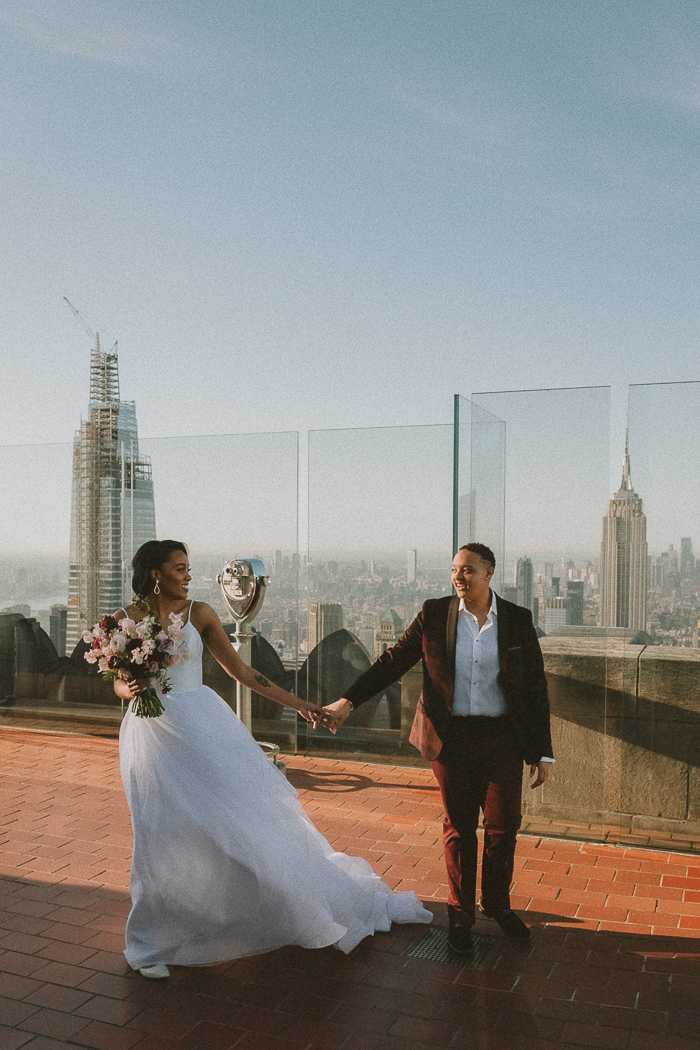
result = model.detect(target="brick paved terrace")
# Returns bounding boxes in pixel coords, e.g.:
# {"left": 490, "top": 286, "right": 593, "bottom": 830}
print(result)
{"left": 0, "top": 726, "right": 699, "bottom": 1050}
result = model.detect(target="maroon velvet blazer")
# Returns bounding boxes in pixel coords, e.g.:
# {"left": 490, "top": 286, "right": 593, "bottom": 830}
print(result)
{"left": 344, "top": 593, "right": 553, "bottom": 763}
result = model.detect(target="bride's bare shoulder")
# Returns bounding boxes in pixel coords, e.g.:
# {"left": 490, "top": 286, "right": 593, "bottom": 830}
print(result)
{"left": 121, "top": 602, "right": 148, "bottom": 622}
{"left": 190, "top": 601, "right": 218, "bottom": 628}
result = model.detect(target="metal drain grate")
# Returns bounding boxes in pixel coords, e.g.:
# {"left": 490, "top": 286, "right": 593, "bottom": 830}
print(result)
{"left": 403, "top": 926, "right": 498, "bottom": 968}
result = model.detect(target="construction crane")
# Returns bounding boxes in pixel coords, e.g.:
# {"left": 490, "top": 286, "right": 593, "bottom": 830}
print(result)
{"left": 63, "top": 297, "right": 118, "bottom": 354}
{"left": 63, "top": 297, "right": 96, "bottom": 339}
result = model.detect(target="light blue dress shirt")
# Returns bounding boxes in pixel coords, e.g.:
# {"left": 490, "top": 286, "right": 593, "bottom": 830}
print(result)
{"left": 452, "top": 594, "right": 507, "bottom": 717}
{"left": 451, "top": 594, "right": 555, "bottom": 763}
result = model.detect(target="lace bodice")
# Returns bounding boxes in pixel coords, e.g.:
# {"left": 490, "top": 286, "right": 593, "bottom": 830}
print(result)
{"left": 162, "top": 619, "right": 203, "bottom": 693}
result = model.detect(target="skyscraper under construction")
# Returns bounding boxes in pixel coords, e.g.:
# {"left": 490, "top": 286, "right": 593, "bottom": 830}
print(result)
{"left": 66, "top": 335, "right": 156, "bottom": 653}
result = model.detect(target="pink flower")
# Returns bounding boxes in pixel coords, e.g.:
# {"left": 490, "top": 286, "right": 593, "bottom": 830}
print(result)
{"left": 84, "top": 609, "right": 182, "bottom": 719}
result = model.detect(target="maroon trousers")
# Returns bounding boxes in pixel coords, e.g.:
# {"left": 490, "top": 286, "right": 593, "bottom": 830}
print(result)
{"left": 431, "top": 716, "right": 523, "bottom": 926}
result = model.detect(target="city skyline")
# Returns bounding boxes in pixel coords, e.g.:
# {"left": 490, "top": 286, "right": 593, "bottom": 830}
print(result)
{"left": 3, "top": 530, "right": 699, "bottom": 658}
{"left": 2, "top": 359, "right": 699, "bottom": 653}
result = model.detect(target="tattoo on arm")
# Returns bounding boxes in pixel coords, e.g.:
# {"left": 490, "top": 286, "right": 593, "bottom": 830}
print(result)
{"left": 254, "top": 673, "right": 271, "bottom": 689}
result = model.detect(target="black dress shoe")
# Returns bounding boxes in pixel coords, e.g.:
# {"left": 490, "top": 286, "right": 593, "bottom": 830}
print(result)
{"left": 478, "top": 902, "right": 531, "bottom": 941}
{"left": 447, "top": 923, "right": 474, "bottom": 954}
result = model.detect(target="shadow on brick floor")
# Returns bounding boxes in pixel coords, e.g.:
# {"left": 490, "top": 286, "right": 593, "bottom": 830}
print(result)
{"left": 1, "top": 731, "right": 700, "bottom": 1049}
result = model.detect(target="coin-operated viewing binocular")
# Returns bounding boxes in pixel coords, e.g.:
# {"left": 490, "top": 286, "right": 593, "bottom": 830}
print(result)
{"left": 216, "top": 559, "right": 269, "bottom": 626}
{"left": 216, "top": 558, "right": 270, "bottom": 734}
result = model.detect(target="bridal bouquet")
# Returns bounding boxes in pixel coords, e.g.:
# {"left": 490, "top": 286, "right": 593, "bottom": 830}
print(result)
{"left": 83, "top": 612, "right": 187, "bottom": 718}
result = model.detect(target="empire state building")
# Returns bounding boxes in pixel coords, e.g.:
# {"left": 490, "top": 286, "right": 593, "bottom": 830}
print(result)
{"left": 599, "top": 433, "right": 648, "bottom": 631}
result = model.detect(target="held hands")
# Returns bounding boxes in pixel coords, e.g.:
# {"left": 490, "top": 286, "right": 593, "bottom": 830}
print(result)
{"left": 529, "top": 761, "right": 551, "bottom": 789}
{"left": 296, "top": 700, "right": 328, "bottom": 724}
{"left": 313, "top": 698, "right": 353, "bottom": 734}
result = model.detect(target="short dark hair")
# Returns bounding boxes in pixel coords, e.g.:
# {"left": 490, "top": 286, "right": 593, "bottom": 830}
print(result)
{"left": 132, "top": 540, "right": 189, "bottom": 598}
{"left": 458, "top": 542, "right": 496, "bottom": 569}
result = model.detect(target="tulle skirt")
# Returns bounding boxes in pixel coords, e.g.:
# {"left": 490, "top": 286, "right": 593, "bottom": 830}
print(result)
{"left": 119, "top": 685, "right": 431, "bottom": 968}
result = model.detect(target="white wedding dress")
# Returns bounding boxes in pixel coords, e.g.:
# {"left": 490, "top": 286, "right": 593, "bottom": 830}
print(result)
{"left": 119, "top": 608, "right": 431, "bottom": 969}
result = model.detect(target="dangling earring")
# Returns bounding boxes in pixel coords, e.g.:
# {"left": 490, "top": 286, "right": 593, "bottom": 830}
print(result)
{"left": 154, "top": 580, "right": 161, "bottom": 595}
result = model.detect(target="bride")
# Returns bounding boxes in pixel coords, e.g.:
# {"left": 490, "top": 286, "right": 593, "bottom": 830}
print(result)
{"left": 114, "top": 539, "right": 431, "bottom": 979}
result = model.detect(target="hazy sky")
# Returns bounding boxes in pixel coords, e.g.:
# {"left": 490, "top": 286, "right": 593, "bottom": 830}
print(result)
{"left": 3, "top": 0, "right": 700, "bottom": 446}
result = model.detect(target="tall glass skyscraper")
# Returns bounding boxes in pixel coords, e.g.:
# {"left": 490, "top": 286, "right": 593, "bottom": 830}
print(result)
{"left": 66, "top": 336, "right": 156, "bottom": 653}
{"left": 600, "top": 433, "right": 648, "bottom": 631}
{"left": 516, "top": 556, "right": 534, "bottom": 613}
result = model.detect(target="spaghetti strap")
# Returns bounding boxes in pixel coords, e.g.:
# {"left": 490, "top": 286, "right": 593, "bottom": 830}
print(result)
{"left": 183, "top": 599, "right": 194, "bottom": 626}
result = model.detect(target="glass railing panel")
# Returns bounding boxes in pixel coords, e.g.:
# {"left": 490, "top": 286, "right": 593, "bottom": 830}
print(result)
{"left": 454, "top": 396, "right": 506, "bottom": 590}
{"left": 138, "top": 431, "right": 300, "bottom": 751}
{"left": 1, "top": 432, "right": 300, "bottom": 753}
{"left": 472, "top": 387, "right": 613, "bottom": 835}
{"left": 625, "top": 382, "right": 700, "bottom": 849}
{"left": 0, "top": 440, "right": 104, "bottom": 720}
{"left": 304, "top": 424, "right": 454, "bottom": 761}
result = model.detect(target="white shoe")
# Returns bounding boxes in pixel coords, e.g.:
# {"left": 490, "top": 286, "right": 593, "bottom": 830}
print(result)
{"left": 138, "top": 963, "right": 170, "bottom": 979}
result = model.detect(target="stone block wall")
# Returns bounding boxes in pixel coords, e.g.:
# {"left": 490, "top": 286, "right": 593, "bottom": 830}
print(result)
{"left": 398, "top": 638, "right": 700, "bottom": 835}
{"left": 528, "top": 638, "right": 700, "bottom": 834}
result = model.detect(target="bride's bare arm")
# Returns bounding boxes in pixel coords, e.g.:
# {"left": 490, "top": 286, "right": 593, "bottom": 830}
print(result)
{"left": 196, "top": 603, "right": 326, "bottom": 724}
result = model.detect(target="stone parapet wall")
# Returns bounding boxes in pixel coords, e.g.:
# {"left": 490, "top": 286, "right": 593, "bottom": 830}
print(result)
{"left": 399, "top": 639, "right": 700, "bottom": 835}
{"left": 528, "top": 638, "right": 700, "bottom": 834}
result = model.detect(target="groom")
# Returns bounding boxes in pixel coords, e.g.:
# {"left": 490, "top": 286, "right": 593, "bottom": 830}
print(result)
{"left": 321, "top": 543, "right": 554, "bottom": 953}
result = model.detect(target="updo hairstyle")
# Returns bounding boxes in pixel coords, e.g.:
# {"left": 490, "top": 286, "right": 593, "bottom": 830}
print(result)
{"left": 132, "top": 540, "right": 189, "bottom": 599}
